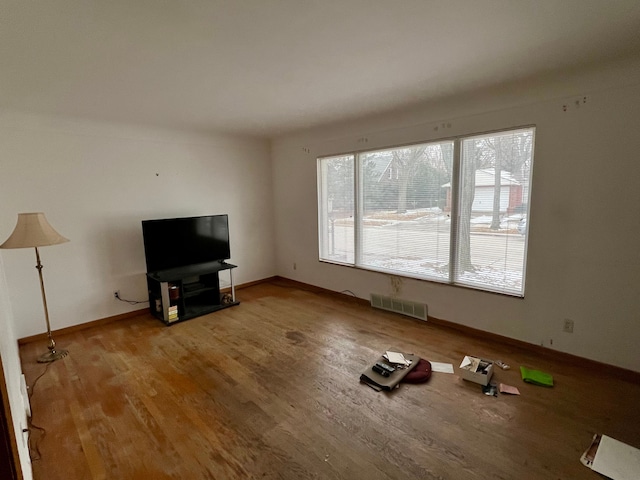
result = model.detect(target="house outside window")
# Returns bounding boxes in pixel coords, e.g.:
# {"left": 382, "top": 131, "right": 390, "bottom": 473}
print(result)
{"left": 317, "top": 127, "right": 535, "bottom": 296}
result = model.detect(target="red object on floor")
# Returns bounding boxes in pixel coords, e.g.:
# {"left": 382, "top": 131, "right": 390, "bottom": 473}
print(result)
{"left": 403, "top": 359, "right": 432, "bottom": 383}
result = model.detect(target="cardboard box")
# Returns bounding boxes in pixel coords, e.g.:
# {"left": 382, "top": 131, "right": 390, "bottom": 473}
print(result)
{"left": 459, "top": 356, "right": 494, "bottom": 386}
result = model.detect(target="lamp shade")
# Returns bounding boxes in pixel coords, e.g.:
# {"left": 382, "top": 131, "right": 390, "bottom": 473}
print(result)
{"left": 0, "top": 213, "right": 69, "bottom": 249}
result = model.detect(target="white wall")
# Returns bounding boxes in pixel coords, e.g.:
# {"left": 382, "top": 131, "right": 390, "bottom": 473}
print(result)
{"left": 0, "top": 112, "right": 276, "bottom": 339}
{"left": 0, "top": 257, "right": 32, "bottom": 479}
{"left": 271, "top": 58, "right": 640, "bottom": 372}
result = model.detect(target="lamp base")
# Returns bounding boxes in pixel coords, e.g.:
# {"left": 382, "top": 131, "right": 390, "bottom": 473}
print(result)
{"left": 37, "top": 348, "right": 69, "bottom": 363}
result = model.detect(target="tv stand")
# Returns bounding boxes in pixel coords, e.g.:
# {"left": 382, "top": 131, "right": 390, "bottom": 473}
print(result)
{"left": 146, "top": 261, "right": 239, "bottom": 325}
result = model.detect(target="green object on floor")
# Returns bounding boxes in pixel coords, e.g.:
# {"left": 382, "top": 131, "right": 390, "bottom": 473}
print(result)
{"left": 520, "top": 366, "right": 554, "bottom": 387}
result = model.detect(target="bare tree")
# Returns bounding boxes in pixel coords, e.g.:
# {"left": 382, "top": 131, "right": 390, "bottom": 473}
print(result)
{"left": 392, "top": 146, "right": 426, "bottom": 213}
{"left": 476, "top": 132, "right": 534, "bottom": 229}
{"left": 490, "top": 138, "right": 505, "bottom": 229}
{"left": 457, "top": 140, "right": 479, "bottom": 272}
{"left": 455, "top": 131, "right": 534, "bottom": 274}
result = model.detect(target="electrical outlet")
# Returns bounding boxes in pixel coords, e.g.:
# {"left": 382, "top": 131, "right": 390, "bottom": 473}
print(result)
{"left": 21, "top": 423, "right": 28, "bottom": 448}
{"left": 293, "top": 262, "right": 297, "bottom": 270}
{"left": 114, "top": 290, "right": 120, "bottom": 299}
{"left": 563, "top": 318, "right": 574, "bottom": 333}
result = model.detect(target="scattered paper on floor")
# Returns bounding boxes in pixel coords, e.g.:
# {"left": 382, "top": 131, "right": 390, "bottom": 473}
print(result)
{"left": 581, "top": 433, "right": 640, "bottom": 480}
{"left": 430, "top": 362, "right": 454, "bottom": 374}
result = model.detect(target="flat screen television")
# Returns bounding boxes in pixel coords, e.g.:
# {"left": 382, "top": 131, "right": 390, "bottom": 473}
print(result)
{"left": 142, "top": 214, "right": 230, "bottom": 273}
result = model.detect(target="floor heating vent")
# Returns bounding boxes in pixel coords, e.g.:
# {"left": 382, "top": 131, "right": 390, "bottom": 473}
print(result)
{"left": 370, "top": 294, "right": 428, "bottom": 321}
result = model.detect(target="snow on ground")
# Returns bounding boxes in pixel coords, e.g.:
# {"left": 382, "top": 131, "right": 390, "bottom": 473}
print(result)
{"left": 363, "top": 257, "right": 522, "bottom": 293}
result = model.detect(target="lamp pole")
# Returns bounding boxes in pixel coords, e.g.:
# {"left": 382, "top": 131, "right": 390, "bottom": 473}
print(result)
{"left": 34, "top": 247, "right": 68, "bottom": 363}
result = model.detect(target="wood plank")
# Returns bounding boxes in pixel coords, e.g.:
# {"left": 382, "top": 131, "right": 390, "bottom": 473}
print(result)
{"left": 19, "top": 281, "right": 640, "bottom": 479}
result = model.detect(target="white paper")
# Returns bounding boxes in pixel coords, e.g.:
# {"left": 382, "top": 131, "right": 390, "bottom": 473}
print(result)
{"left": 459, "top": 355, "right": 480, "bottom": 372}
{"left": 591, "top": 435, "right": 640, "bottom": 480}
{"left": 459, "top": 356, "right": 473, "bottom": 369}
{"left": 431, "top": 362, "right": 454, "bottom": 374}
{"left": 385, "top": 351, "right": 407, "bottom": 365}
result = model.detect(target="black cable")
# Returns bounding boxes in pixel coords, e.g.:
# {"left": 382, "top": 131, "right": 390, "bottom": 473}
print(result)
{"left": 266, "top": 279, "right": 359, "bottom": 298}
{"left": 115, "top": 292, "right": 149, "bottom": 305}
{"left": 27, "top": 362, "right": 51, "bottom": 461}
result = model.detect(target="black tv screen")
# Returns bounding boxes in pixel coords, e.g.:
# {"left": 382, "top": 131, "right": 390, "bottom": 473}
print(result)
{"left": 142, "top": 215, "right": 231, "bottom": 273}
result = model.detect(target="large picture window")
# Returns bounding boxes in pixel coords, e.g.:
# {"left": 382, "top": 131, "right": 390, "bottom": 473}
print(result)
{"left": 317, "top": 127, "right": 535, "bottom": 296}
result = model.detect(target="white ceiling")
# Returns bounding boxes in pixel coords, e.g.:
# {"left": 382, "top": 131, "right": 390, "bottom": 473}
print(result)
{"left": 2, "top": 0, "right": 640, "bottom": 138}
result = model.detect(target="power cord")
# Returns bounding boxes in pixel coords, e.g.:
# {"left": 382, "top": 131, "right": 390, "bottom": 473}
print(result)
{"left": 267, "top": 279, "right": 358, "bottom": 297}
{"left": 114, "top": 291, "right": 148, "bottom": 305}
{"left": 26, "top": 362, "right": 51, "bottom": 461}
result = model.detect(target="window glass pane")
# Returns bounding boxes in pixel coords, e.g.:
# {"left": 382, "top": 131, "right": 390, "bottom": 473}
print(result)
{"left": 455, "top": 128, "right": 535, "bottom": 295}
{"left": 358, "top": 142, "right": 454, "bottom": 280}
{"left": 318, "top": 155, "right": 355, "bottom": 264}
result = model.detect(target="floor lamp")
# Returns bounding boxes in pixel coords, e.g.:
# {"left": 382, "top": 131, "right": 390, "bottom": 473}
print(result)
{"left": 0, "top": 213, "right": 70, "bottom": 363}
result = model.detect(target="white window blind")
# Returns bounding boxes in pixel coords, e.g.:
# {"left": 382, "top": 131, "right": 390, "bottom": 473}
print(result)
{"left": 317, "top": 127, "right": 535, "bottom": 297}
{"left": 318, "top": 154, "right": 355, "bottom": 264}
{"left": 358, "top": 142, "right": 453, "bottom": 280}
{"left": 454, "top": 128, "right": 534, "bottom": 295}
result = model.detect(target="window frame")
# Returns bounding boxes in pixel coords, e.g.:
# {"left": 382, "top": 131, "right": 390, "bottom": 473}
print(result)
{"left": 317, "top": 125, "right": 535, "bottom": 297}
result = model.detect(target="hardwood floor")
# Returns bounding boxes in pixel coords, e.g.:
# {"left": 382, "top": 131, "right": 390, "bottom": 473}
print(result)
{"left": 19, "top": 280, "right": 640, "bottom": 479}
